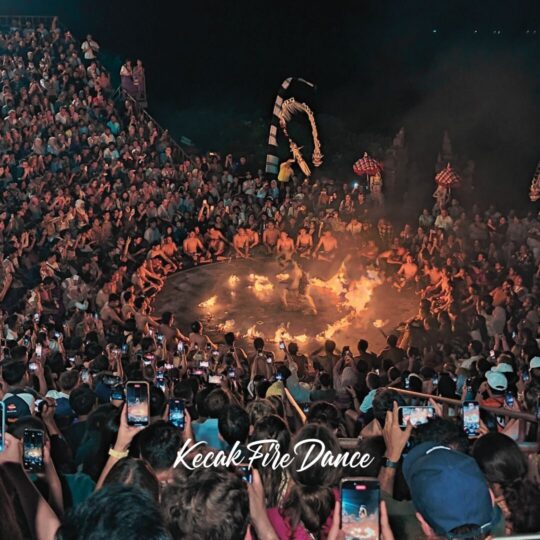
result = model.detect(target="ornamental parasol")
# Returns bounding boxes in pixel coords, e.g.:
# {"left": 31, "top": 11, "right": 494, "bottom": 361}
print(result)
{"left": 435, "top": 163, "right": 461, "bottom": 188}
{"left": 529, "top": 161, "right": 540, "bottom": 202}
{"left": 353, "top": 152, "right": 383, "bottom": 176}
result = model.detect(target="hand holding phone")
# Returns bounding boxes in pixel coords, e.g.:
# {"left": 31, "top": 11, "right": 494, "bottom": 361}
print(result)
{"left": 238, "top": 463, "right": 253, "bottom": 484}
{"left": 341, "top": 478, "right": 380, "bottom": 539}
{"left": 398, "top": 406, "right": 435, "bottom": 427}
{"left": 126, "top": 381, "right": 150, "bottom": 427}
{"left": 462, "top": 400, "right": 480, "bottom": 438}
{"left": 169, "top": 399, "right": 185, "bottom": 430}
{"left": 23, "top": 428, "right": 44, "bottom": 472}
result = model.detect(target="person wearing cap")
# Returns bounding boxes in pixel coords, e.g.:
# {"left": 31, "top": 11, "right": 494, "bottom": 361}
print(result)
{"left": 2, "top": 360, "right": 41, "bottom": 421}
{"left": 530, "top": 356, "right": 540, "bottom": 383}
{"left": 46, "top": 370, "right": 79, "bottom": 428}
{"left": 477, "top": 369, "right": 520, "bottom": 438}
{"left": 403, "top": 441, "right": 500, "bottom": 539}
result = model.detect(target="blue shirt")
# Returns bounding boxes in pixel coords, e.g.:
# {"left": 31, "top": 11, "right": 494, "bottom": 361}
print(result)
{"left": 192, "top": 418, "right": 227, "bottom": 450}
{"left": 360, "top": 389, "right": 377, "bottom": 413}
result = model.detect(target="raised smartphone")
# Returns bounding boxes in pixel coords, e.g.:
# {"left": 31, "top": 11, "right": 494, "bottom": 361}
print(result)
{"left": 462, "top": 400, "right": 480, "bottom": 438}
{"left": 398, "top": 406, "right": 435, "bottom": 427}
{"left": 126, "top": 381, "right": 150, "bottom": 427}
{"left": 341, "top": 477, "right": 380, "bottom": 540}
{"left": 169, "top": 399, "right": 185, "bottom": 430}
{"left": 23, "top": 428, "right": 44, "bottom": 472}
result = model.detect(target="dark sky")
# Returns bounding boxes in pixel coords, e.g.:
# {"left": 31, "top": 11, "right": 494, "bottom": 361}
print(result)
{"left": 5, "top": 0, "right": 540, "bottom": 205}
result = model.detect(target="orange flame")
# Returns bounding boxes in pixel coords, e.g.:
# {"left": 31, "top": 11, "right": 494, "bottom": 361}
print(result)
{"left": 248, "top": 274, "right": 274, "bottom": 299}
{"left": 244, "top": 325, "right": 264, "bottom": 339}
{"left": 198, "top": 295, "right": 218, "bottom": 309}
{"left": 217, "top": 319, "right": 235, "bottom": 332}
{"left": 312, "top": 264, "right": 382, "bottom": 340}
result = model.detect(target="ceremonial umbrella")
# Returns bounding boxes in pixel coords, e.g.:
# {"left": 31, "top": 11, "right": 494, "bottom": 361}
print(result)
{"left": 353, "top": 152, "right": 383, "bottom": 176}
{"left": 435, "top": 163, "right": 461, "bottom": 188}
{"left": 529, "top": 161, "right": 540, "bottom": 202}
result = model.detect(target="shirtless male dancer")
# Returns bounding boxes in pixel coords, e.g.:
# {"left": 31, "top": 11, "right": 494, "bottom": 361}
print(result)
{"left": 313, "top": 230, "right": 338, "bottom": 262}
{"left": 233, "top": 227, "right": 251, "bottom": 258}
{"left": 183, "top": 231, "right": 208, "bottom": 265}
{"left": 296, "top": 227, "right": 313, "bottom": 258}
{"left": 276, "top": 231, "right": 295, "bottom": 266}
{"left": 262, "top": 221, "right": 280, "bottom": 255}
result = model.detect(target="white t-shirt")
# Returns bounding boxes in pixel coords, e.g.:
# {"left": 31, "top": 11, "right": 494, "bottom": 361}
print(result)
{"left": 81, "top": 40, "right": 99, "bottom": 60}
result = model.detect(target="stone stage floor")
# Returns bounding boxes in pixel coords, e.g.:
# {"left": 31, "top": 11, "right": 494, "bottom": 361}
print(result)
{"left": 153, "top": 257, "right": 418, "bottom": 354}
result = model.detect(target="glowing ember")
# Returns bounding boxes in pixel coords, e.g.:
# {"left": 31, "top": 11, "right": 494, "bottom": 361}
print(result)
{"left": 217, "top": 319, "right": 235, "bottom": 332}
{"left": 228, "top": 275, "right": 240, "bottom": 287}
{"left": 198, "top": 295, "right": 218, "bottom": 309}
{"left": 244, "top": 325, "right": 264, "bottom": 339}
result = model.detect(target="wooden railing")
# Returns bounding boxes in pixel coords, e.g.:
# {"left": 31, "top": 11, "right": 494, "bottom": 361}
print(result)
{"left": 387, "top": 387, "right": 539, "bottom": 444}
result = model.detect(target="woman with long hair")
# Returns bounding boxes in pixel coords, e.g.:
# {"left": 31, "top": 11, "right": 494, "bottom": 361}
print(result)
{"left": 472, "top": 432, "right": 540, "bottom": 534}
{"left": 249, "top": 415, "right": 291, "bottom": 508}
{"left": 267, "top": 423, "right": 342, "bottom": 539}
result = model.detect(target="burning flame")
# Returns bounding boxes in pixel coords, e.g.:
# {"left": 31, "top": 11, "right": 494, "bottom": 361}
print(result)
{"left": 248, "top": 274, "right": 274, "bottom": 299}
{"left": 311, "top": 264, "right": 381, "bottom": 313}
{"left": 198, "top": 295, "right": 217, "bottom": 309}
{"left": 312, "top": 264, "right": 382, "bottom": 340}
{"left": 373, "top": 319, "right": 389, "bottom": 328}
{"left": 244, "top": 325, "right": 264, "bottom": 339}
{"left": 317, "top": 314, "right": 354, "bottom": 341}
{"left": 217, "top": 319, "right": 235, "bottom": 332}
{"left": 273, "top": 324, "right": 293, "bottom": 343}
{"left": 228, "top": 275, "right": 240, "bottom": 287}
{"left": 272, "top": 325, "right": 308, "bottom": 345}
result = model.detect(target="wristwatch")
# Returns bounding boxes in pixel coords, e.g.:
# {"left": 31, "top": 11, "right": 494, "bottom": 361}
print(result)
{"left": 382, "top": 457, "right": 399, "bottom": 469}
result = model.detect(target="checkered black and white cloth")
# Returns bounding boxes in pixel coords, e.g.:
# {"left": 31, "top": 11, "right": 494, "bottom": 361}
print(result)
{"left": 265, "top": 77, "right": 315, "bottom": 177}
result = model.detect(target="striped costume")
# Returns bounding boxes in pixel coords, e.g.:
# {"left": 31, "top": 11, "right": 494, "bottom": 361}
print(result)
{"left": 264, "top": 77, "right": 316, "bottom": 177}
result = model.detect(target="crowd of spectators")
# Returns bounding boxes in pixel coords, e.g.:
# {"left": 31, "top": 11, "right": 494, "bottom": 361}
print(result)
{"left": 0, "top": 17, "right": 539, "bottom": 540}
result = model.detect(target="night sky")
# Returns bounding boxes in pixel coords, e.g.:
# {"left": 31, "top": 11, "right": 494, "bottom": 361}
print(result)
{"left": 4, "top": 0, "right": 540, "bottom": 206}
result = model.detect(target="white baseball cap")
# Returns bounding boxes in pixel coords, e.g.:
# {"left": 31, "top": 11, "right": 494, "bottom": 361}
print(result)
{"left": 486, "top": 371, "right": 508, "bottom": 391}
{"left": 530, "top": 356, "right": 540, "bottom": 370}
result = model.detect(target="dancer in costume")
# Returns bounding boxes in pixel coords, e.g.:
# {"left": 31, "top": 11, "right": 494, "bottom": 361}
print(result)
{"left": 278, "top": 260, "right": 317, "bottom": 315}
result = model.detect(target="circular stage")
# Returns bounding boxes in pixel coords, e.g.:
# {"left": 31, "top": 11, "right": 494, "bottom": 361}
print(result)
{"left": 154, "top": 257, "right": 418, "bottom": 354}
